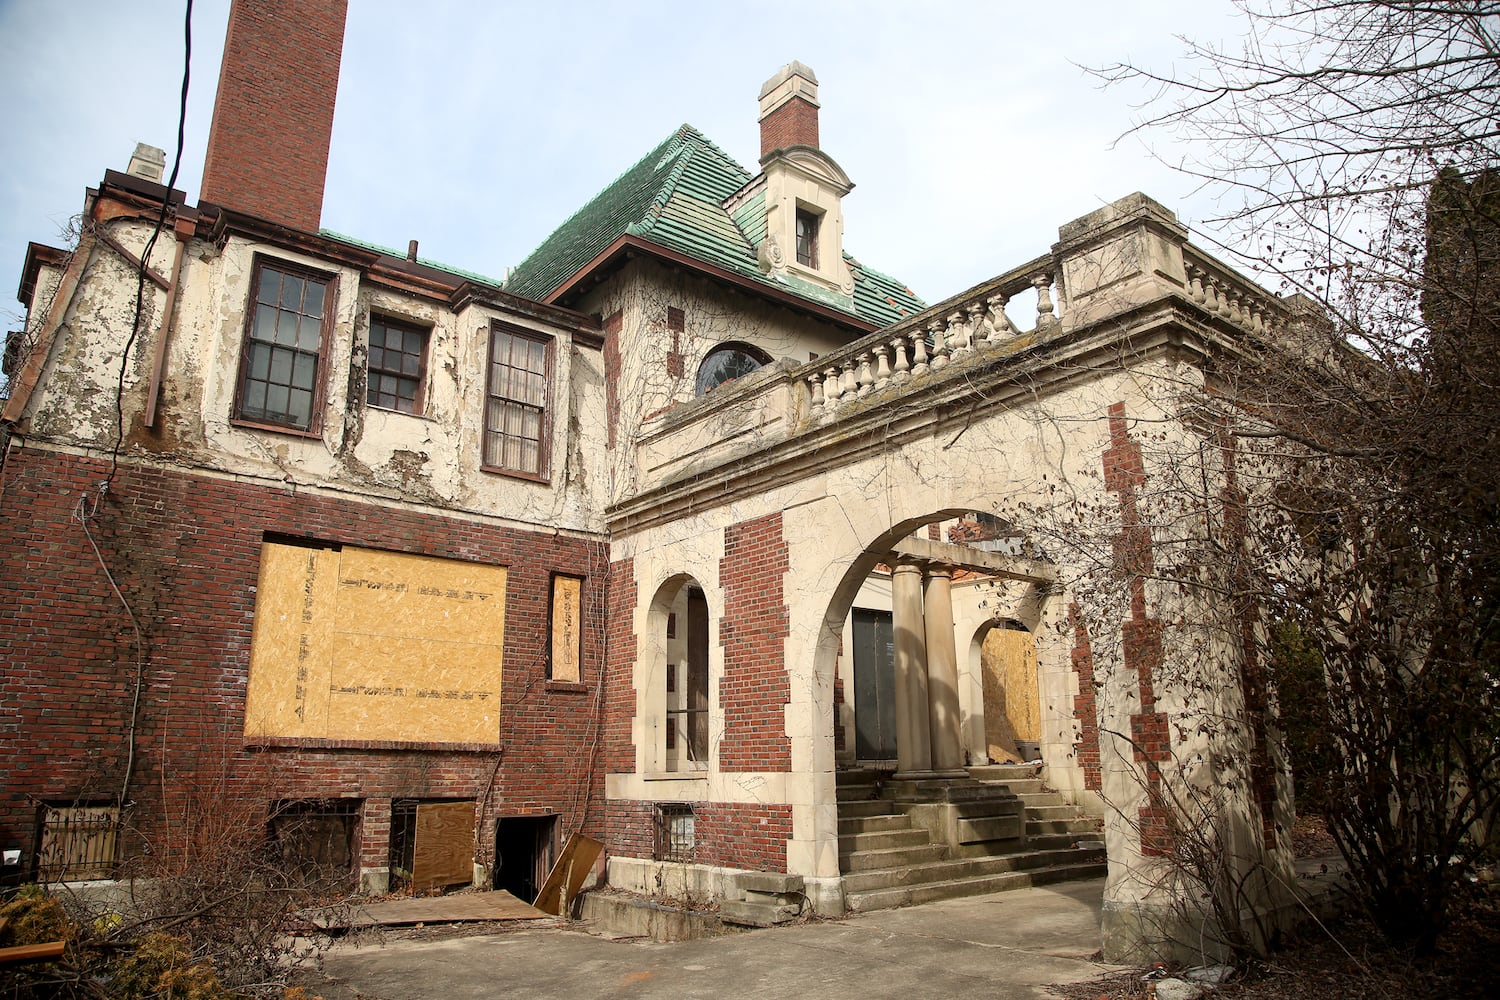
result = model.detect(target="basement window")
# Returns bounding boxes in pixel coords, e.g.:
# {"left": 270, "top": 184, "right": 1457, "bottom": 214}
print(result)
{"left": 653, "top": 803, "right": 695, "bottom": 863}
{"left": 34, "top": 803, "right": 119, "bottom": 882}
{"left": 366, "top": 316, "right": 428, "bottom": 414}
{"left": 271, "top": 799, "right": 357, "bottom": 877}
{"left": 234, "top": 256, "right": 337, "bottom": 434}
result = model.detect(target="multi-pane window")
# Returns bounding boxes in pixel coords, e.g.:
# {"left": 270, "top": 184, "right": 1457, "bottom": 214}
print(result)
{"left": 484, "top": 324, "right": 551, "bottom": 478}
{"left": 367, "top": 317, "right": 427, "bottom": 414}
{"left": 795, "top": 208, "right": 820, "bottom": 268}
{"left": 236, "top": 259, "right": 332, "bottom": 432}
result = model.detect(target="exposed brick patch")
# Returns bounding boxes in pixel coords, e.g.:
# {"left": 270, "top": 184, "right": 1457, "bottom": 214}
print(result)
{"left": 1104, "top": 402, "right": 1174, "bottom": 856}
{"left": 200, "top": 0, "right": 347, "bottom": 232}
{"left": 718, "top": 513, "right": 791, "bottom": 771}
{"left": 665, "top": 306, "right": 685, "bottom": 378}
{"left": 1068, "top": 602, "right": 1102, "bottom": 791}
{"left": 0, "top": 449, "right": 608, "bottom": 876}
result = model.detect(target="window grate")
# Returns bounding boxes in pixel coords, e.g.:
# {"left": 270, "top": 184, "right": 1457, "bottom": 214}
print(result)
{"left": 653, "top": 803, "right": 695, "bottom": 863}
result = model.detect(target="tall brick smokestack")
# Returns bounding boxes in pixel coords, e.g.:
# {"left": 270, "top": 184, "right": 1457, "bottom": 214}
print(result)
{"left": 758, "top": 62, "right": 819, "bottom": 159}
{"left": 199, "top": 0, "right": 348, "bottom": 232}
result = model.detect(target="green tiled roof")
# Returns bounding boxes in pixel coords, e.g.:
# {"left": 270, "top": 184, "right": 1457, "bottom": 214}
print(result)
{"left": 504, "top": 124, "right": 924, "bottom": 327}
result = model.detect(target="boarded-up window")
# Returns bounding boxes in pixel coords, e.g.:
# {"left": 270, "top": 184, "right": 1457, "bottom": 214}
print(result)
{"left": 36, "top": 805, "right": 118, "bottom": 881}
{"left": 549, "top": 574, "right": 583, "bottom": 682}
{"left": 243, "top": 542, "right": 506, "bottom": 744}
{"left": 411, "top": 801, "right": 474, "bottom": 891}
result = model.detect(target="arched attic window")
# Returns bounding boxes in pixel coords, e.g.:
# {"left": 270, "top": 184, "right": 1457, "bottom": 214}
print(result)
{"left": 694, "top": 342, "right": 772, "bottom": 396}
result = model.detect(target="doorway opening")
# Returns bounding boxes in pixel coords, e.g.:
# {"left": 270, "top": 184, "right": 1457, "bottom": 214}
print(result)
{"left": 494, "top": 814, "right": 558, "bottom": 904}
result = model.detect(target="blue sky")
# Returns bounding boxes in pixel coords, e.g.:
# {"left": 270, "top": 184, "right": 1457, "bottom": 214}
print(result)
{"left": 0, "top": 0, "right": 1251, "bottom": 329}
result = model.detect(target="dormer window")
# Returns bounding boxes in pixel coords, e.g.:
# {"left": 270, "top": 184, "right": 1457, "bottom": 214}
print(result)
{"left": 796, "top": 208, "right": 820, "bottom": 268}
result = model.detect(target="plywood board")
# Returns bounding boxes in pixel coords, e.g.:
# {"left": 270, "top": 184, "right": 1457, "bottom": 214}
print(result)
{"left": 244, "top": 543, "right": 506, "bottom": 743}
{"left": 550, "top": 575, "right": 582, "bottom": 682}
{"left": 300, "top": 890, "right": 548, "bottom": 929}
{"left": 533, "top": 833, "right": 604, "bottom": 916}
{"left": 410, "top": 801, "right": 475, "bottom": 892}
{"left": 982, "top": 627, "right": 1041, "bottom": 759}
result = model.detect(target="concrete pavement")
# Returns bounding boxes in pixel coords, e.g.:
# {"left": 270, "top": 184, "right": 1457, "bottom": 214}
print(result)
{"left": 308, "top": 877, "right": 1117, "bottom": 999}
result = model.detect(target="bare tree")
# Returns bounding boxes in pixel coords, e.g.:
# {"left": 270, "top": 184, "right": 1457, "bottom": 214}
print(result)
{"left": 1096, "top": 1, "right": 1500, "bottom": 954}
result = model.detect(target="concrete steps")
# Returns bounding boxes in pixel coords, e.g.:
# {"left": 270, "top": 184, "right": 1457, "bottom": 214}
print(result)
{"left": 834, "top": 766, "right": 1105, "bottom": 914}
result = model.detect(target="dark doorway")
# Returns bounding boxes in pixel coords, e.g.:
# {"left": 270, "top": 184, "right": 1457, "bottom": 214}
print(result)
{"left": 494, "top": 815, "right": 557, "bottom": 904}
{"left": 852, "top": 608, "right": 897, "bottom": 761}
{"left": 686, "top": 588, "right": 710, "bottom": 762}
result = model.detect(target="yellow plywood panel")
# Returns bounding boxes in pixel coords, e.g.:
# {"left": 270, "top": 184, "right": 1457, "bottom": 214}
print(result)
{"left": 327, "top": 633, "right": 500, "bottom": 743}
{"left": 244, "top": 543, "right": 507, "bottom": 743}
{"left": 982, "top": 627, "right": 1041, "bottom": 747}
{"left": 244, "top": 543, "right": 338, "bottom": 738}
{"left": 550, "top": 575, "right": 582, "bottom": 682}
{"left": 334, "top": 547, "right": 506, "bottom": 647}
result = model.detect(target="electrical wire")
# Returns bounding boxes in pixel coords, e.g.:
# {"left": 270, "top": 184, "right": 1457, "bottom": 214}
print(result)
{"left": 105, "top": 0, "right": 193, "bottom": 490}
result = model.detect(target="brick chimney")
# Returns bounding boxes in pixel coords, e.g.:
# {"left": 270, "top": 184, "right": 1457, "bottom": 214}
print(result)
{"left": 758, "top": 62, "right": 819, "bottom": 158}
{"left": 199, "top": 0, "right": 348, "bottom": 232}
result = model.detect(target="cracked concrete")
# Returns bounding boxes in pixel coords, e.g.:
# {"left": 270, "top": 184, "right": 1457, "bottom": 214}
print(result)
{"left": 306, "top": 878, "right": 1116, "bottom": 999}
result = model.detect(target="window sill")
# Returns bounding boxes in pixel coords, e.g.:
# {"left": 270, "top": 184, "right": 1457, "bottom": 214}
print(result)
{"left": 230, "top": 416, "right": 324, "bottom": 440}
{"left": 480, "top": 464, "right": 552, "bottom": 485}
{"left": 545, "top": 680, "right": 589, "bottom": 693}
{"left": 642, "top": 770, "right": 709, "bottom": 782}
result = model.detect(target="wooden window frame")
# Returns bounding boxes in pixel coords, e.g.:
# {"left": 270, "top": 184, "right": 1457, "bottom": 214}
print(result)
{"left": 482, "top": 322, "right": 554, "bottom": 483}
{"left": 231, "top": 255, "right": 338, "bottom": 438}
{"left": 366, "top": 314, "right": 429, "bottom": 415}
{"left": 795, "top": 207, "right": 820, "bottom": 269}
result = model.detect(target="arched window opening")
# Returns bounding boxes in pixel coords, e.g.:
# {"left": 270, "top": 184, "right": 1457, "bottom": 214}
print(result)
{"left": 663, "top": 585, "right": 710, "bottom": 769}
{"left": 694, "top": 343, "right": 771, "bottom": 396}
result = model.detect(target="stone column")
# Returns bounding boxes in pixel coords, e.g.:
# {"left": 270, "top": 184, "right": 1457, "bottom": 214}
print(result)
{"left": 923, "top": 564, "right": 966, "bottom": 775}
{"left": 891, "top": 560, "right": 932, "bottom": 776}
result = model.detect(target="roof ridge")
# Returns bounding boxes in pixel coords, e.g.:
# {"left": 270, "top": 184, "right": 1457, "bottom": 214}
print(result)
{"left": 630, "top": 126, "right": 699, "bottom": 238}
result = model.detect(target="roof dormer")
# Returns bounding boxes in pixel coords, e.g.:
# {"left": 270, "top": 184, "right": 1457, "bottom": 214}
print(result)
{"left": 751, "top": 62, "right": 855, "bottom": 297}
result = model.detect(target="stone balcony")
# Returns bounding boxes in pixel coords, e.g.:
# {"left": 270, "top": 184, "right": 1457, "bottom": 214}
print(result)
{"left": 613, "top": 193, "right": 1304, "bottom": 529}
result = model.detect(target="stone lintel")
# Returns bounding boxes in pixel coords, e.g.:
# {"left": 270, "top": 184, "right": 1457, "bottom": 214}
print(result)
{"left": 890, "top": 538, "right": 1056, "bottom": 583}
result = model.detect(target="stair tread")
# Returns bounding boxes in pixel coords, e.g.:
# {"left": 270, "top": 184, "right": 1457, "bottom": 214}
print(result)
{"left": 845, "top": 860, "right": 1107, "bottom": 911}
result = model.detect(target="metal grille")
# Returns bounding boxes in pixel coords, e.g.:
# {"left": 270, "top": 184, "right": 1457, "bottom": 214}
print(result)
{"left": 653, "top": 803, "right": 695, "bottom": 863}
{"left": 35, "top": 804, "right": 120, "bottom": 882}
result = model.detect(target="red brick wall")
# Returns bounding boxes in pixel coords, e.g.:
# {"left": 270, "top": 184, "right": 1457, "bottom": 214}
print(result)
{"left": 603, "top": 557, "right": 637, "bottom": 773}
{"left": 200, "top": 0, "right": 348, "bottom": 232}
{"left": 0, "top": 448, "right": 607, "bottom": 876}
{"left": 603, "top": 799, "right": 791, "bottom": 873}
{"left": 718, "top": 513, "right": 791, "bottom": 771}
{"left": 760, "top": 96, "right": 819, "bottom": 157}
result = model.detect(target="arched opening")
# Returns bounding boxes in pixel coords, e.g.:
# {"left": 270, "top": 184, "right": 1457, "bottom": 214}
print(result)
{"left": 647, "top": 575, "right": 711, "bottom": 772}
{"left": 694, "top": 342, "right": 771, "bottom": 395}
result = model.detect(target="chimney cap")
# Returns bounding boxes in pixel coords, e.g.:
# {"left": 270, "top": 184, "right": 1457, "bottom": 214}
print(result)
{"left": 126, "top": 143, "right": 167, "bottom": 184}
{"left": 759, "top": 61, "right": 818, "bottom": 103}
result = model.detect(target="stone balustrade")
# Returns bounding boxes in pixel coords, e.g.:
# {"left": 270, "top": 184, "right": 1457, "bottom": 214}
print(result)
{"left": 1181, "top": 243, "right": 1291, "bottom": 340}
{"left": 798, "top": 254, "right": 1061, "bottom": 414}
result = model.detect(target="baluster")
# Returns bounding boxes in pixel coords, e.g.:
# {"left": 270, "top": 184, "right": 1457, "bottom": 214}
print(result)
{"left": 1228, "top": 295, "right": 1243, "bottom": 325}
{"left": 1203, "top": 280, "right": 1219, "bottom": 313}
{"left": 840, "top": 359, "right": 858, "bottom": 400}
{"left": 1251, "top": 308, "right": 1264, "bottom": 335}
{"left": 929, "top": 319, "right": 950, "bottom": 370}
{"left": 823, "top": 366, "right": 841, "bottom": 410}
{"left": 873, "top": 344, "right": 893, "bottom": 389}
{"left": 985, "top": 293, "right": 1015, "bottom": 343}
{"left": 969, "top": 302, "right": 993, "bottom": 345}
{"left": 807, "top": 371, "right": 825, "bottom": 408}
{"left": 948, "top": 311, "right": 971, "bottom": 358}
{"left": 911, "top": 329, "right": 930, "bottom": 376}
{"left": 856, "top": 351, "right": 875, "bottom": 396}
{"left": 891, "top": 334, "right": 911, "bottom": 381}
{"left": 1032, "top": 272, "right": 1056, "bottom": 329}
{"left": 1189, "top": 270, "right": 1206, "bottom": 304}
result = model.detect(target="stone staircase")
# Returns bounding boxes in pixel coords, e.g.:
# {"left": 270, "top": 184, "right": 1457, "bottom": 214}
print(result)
{"left": 837, "top": 765, "right": 1105, "bottom": 913}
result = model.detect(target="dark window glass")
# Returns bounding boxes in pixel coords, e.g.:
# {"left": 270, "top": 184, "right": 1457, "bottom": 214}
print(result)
{"left": 695, "top": 343, "right": 770, "bottom": 395}
{"left": 367, "top": 318, "right": 427, "bottom": 414}
{"left": 795, "top": 208, "right": 819, "bottom": 268}
{"left": 238, "top": 261, "right": 330, "bottom": 431}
